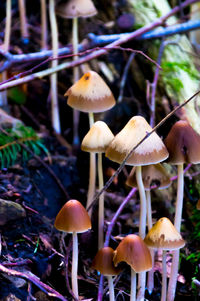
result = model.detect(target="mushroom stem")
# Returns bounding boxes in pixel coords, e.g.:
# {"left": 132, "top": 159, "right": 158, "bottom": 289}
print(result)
{"left": 167, "top": 164, "right": 184, "bottom": 301}
{"left": 98, "top": 152, "right": 104, "bottom": 249}
{"left": 161, "top": 250, "right": 167, "bottom": 301}
{"left": 136, "top": 165, "right": 147, "bottom": 301}
{"left": 49, "top": 0, "right": 61, "bottom": 134}
{"left": 18, "top": 0, "right": 29, "bottom": 43}
{"left": 130, "top": 268, "right": 136, "bottom": 301}
{"left": 146, "top": 190, "right": 154, "bottom": 294}
{"left": 0, "top": 0, "right": 12, "bottom": 107}
{"left": 87, "top": 112, "right": 96, "bottom": 217}
{"left": 40, "top": 0, "right": 48, "bottom": 50}
{"left": 146, "top": 190, "right": 153, "bottom": 231}
{"left": 72, "top": 231, "right": 79, "bottom": 299}
{"left": 72, "top": 16, "right": 80, "bottom": 147}
{"left": 107, "top": 276, "right": 115, "bottom": 301}
{"left": 174, "top": 164, "right": 184, "bottom": 231}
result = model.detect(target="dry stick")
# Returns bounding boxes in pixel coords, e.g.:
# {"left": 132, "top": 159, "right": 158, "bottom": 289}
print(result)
{"left": 18, "top": 0, "right": 29, "bottom": 43}
{"left": 49, "top": 0, "right": 61, "bottom": 134}
{"left": 0, "top": 0, "right": 12, "bottom": 107}
{"left": 40, "top": 0, "right": 48, "bottom": 50}
{"left": 0, "top": 263, "right": 67, "bottom": 301}
{"left": 0, "top": 0, "right": 197, "bottom": 91}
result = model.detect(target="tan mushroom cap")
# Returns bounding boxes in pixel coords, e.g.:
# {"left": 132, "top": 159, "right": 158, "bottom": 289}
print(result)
{"left": 106, "top": 116, "right": 169, "bottom": 166}
{"left": 144, "top": 217, "right": 185, "bottom": 250}
{"left": 81, "top": 121, "right": 114, "bottom": 153}
{"left": 113, "top": 234, "right": 152, "bottom": 273}
{"left": 56, "top": 0, "right": 97, "bottom": 19}
{"left": 92, "top": 247, "right": 122, "bottom": 276}
{"left": 164, "top": 120, "right": 200, "bottom": 165}
{"left": 126, "top": 164, "right": 171, "bottom": 191}
{"left": 54, "top": 199, "right": 91, "bottom": 233}
{"left": 65, "top": 71, "right": 116, "bottom": 113}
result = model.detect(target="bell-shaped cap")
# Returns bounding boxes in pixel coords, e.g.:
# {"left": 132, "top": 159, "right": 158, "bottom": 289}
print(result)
{"left": 56, "top": 0, "right": 97, "bottom": 19}
{"left": 144, "top": 217, "right": 185, "bottom": 250}
{"left": 164, "top": 120, "right": 200, "bottom": 164}
{"left": 81, "top": 121, "right": 114, "bottom": 153}
{"left": 113, "top": 234, "right": 152, "bottom": 273}
{"left": 65, "top": 71, "right": 116, "bottom": 113}
{"left": 126, "top": 163, "right": 171, "bottom": 191}
{"left": 106, "top": 116, "right": 169, "bottom": 166}
{"left": 92, "top": 247, "right": 122, "bottom": 276}
{"left": 54, "top": 199, "right": 91, "bottom": 233}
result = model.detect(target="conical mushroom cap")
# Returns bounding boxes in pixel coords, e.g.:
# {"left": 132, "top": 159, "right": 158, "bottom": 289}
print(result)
{"left": 144, "top": 217, "right": 185, "bottom": 250}
{"left": 81, "top": 121, "right": 114, "bottom": 153}
{"left": 65, "top": 71, "right": 116, "bottom": 113}
{"left": 92, "top": 247, "right": 122, "bottom": 276}
{"left": 126, "top": 164, "right": 171, "bottom": 191}
{"left": 164, "top": 120, "right": 200, "bottom": 164}
{"left": 113, "top": 234, "right": 152, "bottom": 273}
{"left": 56, "top": 0, "right": 97, "bottom": 19}
{"left": 106, "top": 116, "right": 169, "bottom": 166}
{"left": 54, "top": 200, "right": 91, "bottom": 233}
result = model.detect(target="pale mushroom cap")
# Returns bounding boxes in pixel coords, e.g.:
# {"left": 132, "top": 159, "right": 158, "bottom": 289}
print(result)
{"left": 126, "top": 163, "right": 171, "bottom": 190}
{"left": 164, "top": 120, "right": 200, "bottom": 164}
{"left": 56, "top": 0, "right": 97, "bottom": 18}
{"left": 81, "top": 121, "right": 114, "bottom": 153}
{"left": 92, "top": 247, "right": 122, "bottom": 276}
{"left": 144, "top": 217, "right": 185, "bottom": 250}
{"left": 65, "top": 71, "right": 116, "bottom": 113}
{"left": 113, "top": 234, "right": 152, "bottom": 273}
{"left": 54, "top": 199, "right": 91, "bottom": 233}
{"left": 106, "top": 116, "right": 169, "bottom": 166}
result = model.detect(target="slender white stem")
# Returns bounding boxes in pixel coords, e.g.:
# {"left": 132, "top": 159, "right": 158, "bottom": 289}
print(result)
{"left": 86, "top": 113, "right": 96, "bottom": 217}
{"left": 98, "top": 153, "right": 104, "bottom": 249}
{"left": 49, "top": 0, "right": 61, "bottom": 134}
{"left": 146, "top": 190, "right": 153, "bottom": 231}
{"left": 0, "top": 0, "right": 12, "bottom": 107}
{"left": 41, "top": 0, "right": 48, "bottom": 50}
{"left": 107, "top": 276, "right": 115, "bottom": 301}
{"left": 167, "top": 164, "right": 184, "bottom": 301}
{"left": 147, "top": 249, "right": 154, "bottom": 294}
{"left": 18, "top": 0, "right": 29, "bottom": 41}
{"left": 72, "top": 232, "right": 79, "bottom": 299}
{"left": 167, "top": 249, "right": 180, "bottom": 301}
{"left": 136, "top": 166, "right": 147, "bottom": 301}
{"left": 161, "top": 250, "right": 167, "bottom": 301}
{"left": 174, "top": 164, "right": 184, "bottom": 231}
{"left": 72, "top": 17, "right": 80, "bottom": 147}
{"left": 130, "top": 269, "right": 136, "bottom": 301}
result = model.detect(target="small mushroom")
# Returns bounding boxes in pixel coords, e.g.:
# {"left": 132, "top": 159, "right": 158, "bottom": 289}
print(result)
{"left": 54, "top": 199, "right": 91, "bottom": 299}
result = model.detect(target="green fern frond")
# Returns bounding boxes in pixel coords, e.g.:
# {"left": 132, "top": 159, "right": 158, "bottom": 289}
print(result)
{"left": 0, "top": 124, "right": 49, "bottom": 169}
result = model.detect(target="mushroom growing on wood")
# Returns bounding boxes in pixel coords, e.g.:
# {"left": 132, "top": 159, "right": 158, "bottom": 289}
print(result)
{"left": 113, "top": 234, "right": 152, "bottom": 301}
{"left": 164, "top": 120, "right": 200, "bottom": 301}
{"left": 144, "top": 217, "right": 185, "bottom": 301}
{"left": 65, "top": 71, "right": 116, "bottom": 217}
{"left": 81, "top": 121, "right": 114, "bottom": 249}
{"left": 92, "top": 247, "right": 121, "bottom": 301}
{"left": 54, "top": 199, "right": 91, "bottom": 299}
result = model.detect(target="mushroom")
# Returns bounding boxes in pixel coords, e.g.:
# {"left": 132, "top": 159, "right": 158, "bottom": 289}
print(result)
{"left": 106, "top": 116, "right": 168, "bottom": 300}
{"left": 126, "top": 163, "right": 171, "bottom": 294}
{"left": 18, "top": 0, "right": 29, "bottom": 43}
{"left": 113, "top": 234, "right": 152, "bottom": 301}
{"left": 56, "top": 0, "right": 97, "bottom": 146}
{"left": 164, "top": 120, "right": 200, "bottom": 301}
{"left": 54, "top": 199, "right": 91, "bottom": 299}
{"left": 65, "top": 71, "right": 116, "bottom": 216}
{"left": 40, "top": 0, "right": 48, "bottom": 50}
{"left": 92, "top": 247, "right": 121, "bottom": 301}
{"left": 144, "top": 217, "right": 185, "bottom": 301}
{"left": 81, "top": 121, "right": 114, "bottom": 249}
